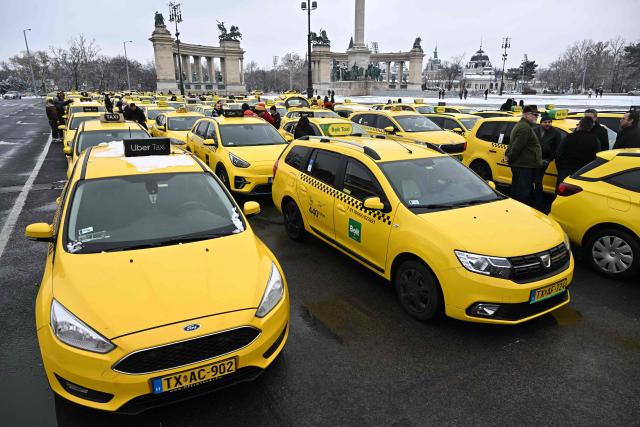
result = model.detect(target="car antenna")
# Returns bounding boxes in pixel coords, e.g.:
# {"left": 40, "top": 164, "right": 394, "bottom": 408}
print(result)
{"left": 390, "top": 136, "right": 413, "bottom": 154}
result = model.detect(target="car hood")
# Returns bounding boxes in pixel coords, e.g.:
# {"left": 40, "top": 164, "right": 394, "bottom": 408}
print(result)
{"left": 225, "top": 144, "right": 287, "bottom": 163}
{"left": 399, "top": 130, "right": 465, "bottom": 145}
{"left": 52, "top": 232, "right": 273, "bottom": 339}
{"left": 417, "top": 198, "right": 564, "bottom": 256}
{"left": 167, "top": 130, "right": 189, "bottom": 141}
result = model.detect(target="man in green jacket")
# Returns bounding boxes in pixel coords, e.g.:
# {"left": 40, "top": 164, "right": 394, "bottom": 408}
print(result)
{"left": 505, "top": 105, "right": 542, "bottom": 205}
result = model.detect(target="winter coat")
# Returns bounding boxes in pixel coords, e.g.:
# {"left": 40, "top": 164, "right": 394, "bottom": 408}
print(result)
{"left": 590, "top": 122, "right": 609, "bottom": 151}
{"left": 613, "top": 126, "right": 640, "bottom": 149}
{"left": 45, "top": 105, "right": 59, "bottom": 123}
{"left": 123, "top": 106, "right": 147, "bottom": 129}
{"left": 294, "top": 123, "right": 316, "bottom": 140}
{"left": 533, "top": 126, "right": 562, "bottom": 161}
{"left": 555, "top": 130, "right": 600, "bottom": 172}
{"left": 506, "top": 119, "right": 542, "bottom": 168}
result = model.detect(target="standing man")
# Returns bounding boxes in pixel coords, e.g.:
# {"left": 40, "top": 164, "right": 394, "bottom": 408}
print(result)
{"left": 122, "top": 103, "right": 148, "bottom": 129}
{"left": 505, "top": 105, "right": 542, "bottom": 205}
{"left": 463, "top": 88, "right": 468, "bottom": 100}
{"left": 484, "top": 88, "right": 488, "bottom": 100}
{"left": 270, "top": 105, "right": 281, "bottom": 129}
{"left": 45, "top": 99, "right": 60, "bottom": 141}
{"left": 104, "top": 93, "right": 113, "bottom": 113}
{"left": 533, "top": 114, "right": 562, "bottom": 209}
{"left": 584, "top": 108, "right": 609, "bottom": 151}
{"left": 555, "top": 117, "right": 600, "bottom": 185}
{"left": 53, "top": 91, "right": 72, "bottom": 124}
{"left": 613, "top": 110, "right": 640, "bottom": 149}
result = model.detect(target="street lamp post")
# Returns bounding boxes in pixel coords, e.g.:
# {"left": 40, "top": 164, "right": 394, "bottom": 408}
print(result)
{"left": 273, "top": 55, "right": 278, "bottom": 92}
{"left": 288, "top": 59, "right": 294, "bottom": 90}
{"left": 300, "top": 1, "right": 317, "bottom": 99}
{"left": 499, "top": 36, "right": 510, "bottom": 96}
{"left": 123, "top": 41, "right": 132, "bottom": 91}
{"left": 169, "top": 2, "right": 185, "bottom": 96}
{"left": 22, "top": 29, "right": 38, "bottom": 97}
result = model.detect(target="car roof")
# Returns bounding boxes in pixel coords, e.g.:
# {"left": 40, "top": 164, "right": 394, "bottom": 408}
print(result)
{"left": 76, "top": 141, "right": 202, "bottom": 180}
{"left": 211, "top": 115, "right": 268, "bottom": 125}
{"left": 69, "top": 112, "right": 102, "bottom": 119}
{"left": 426, "top": 113, "right": 478, "bottom": 119}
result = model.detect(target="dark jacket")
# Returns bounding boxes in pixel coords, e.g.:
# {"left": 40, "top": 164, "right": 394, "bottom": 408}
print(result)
{"left": 590, "top": 122, "right": 609, "bottom": 151}
{"left": 533, "top": 126, "right": 562, "bottom": 161}
{"left": 613, "top": 126, "right": 640, "bottom": 149}
{"left": 555, "top": 130, "right": 600, "bottom": 172}
{"left": 123, "top": 106, "right": 147, "bottom": 129}
{"left": 53, "top": 97, "right": 72, "bottom": 118}
{"left": 293, "top": 123, "right": 316, "bottom": 139}
{"left": 506, "top": 119, "right": 542, "bottom": 168}
{"left": 45, "top": 105, "right": 58, "bottom": 123}
{"left": 271, "top": 111, "right": 281, "bottom": 129}
{"left": 104, "top": 96, "right": 113, "bottom": 112}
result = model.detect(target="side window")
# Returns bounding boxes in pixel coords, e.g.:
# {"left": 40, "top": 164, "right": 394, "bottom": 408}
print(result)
{"left": 353, "top": 114, "right": 376, "bottom": 127}
{"left": 402, "top": 106, "right": 413, "bottom": 111}
{"left": 309, "top": 149, "right": 342, "bottom": 186}
{"left": 376, "top": 116, "right": 396, "bottom": 130}
{"left": 284, "top": 145, "right": 313, "bottom": 171}
{"left": 342, "top": 158, "right": 382, "bottom": 201}
{"left": 195, "top": 121, "right": 209, "bottom": 137}
{"left": 205, "top": 122, "right": 217, "bottom": 140}
{"left": 443, "top": 118, "right": 459, "bottom": 130}
{"left": 155, "top": 114, "right": 164, "bottom": 125}
{"left": 606, "top": 170, "right": 640, "bottom": 192}
{"left": 284, "top": 122, "right": 297, "bottom": 133}
{"left": 499, "top": 122, "right": 516, "bottom": 145}
{"left": 309, "top": 124, "right": 321, "bottom": 136}
{"left": 476, "top": 122, "right": 500, "bottom": 143}
{"left": 428, "top": 116, "right": 445, "bottom": 128}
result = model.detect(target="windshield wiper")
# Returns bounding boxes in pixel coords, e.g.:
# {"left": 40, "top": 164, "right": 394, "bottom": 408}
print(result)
{"left": 103, "top": 231, "right": 233, "bottom": 252}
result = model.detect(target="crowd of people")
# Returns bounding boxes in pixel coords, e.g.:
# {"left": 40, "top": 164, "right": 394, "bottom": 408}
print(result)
{"left": 506, "top": 106, "right": 640, "bottom": 210}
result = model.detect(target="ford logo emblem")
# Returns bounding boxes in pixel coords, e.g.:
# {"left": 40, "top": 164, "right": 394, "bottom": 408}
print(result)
{"left": 183, "top": 324, "right": 200, "bottom": 332}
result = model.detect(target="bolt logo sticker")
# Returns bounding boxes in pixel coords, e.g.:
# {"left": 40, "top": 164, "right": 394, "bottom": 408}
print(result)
{"left": 348, "top": 218, "right": 362, "bottom": 243}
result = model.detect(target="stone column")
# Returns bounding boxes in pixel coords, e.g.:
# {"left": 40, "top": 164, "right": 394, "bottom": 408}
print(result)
{"left": 194, "top": 56, "right": 202, "bottom": 82}
{"left": 408, "top": 47, "right": 425, "bottom": 90}
{"left": 186, "top": 56, "right": 193, "bottom": 82}
{"left": 354, "top": 0, "right": 365, "bottom": 47}
{"left": 239, "top": 58, "right": 244, "bottom": 84}
{"left": 386, "top": 62, "right": 391, "bottom": 83}
{"left": 220, "top": 40, "right": 246, "bottom": 94}
{"left": 149, "top": 25, "right": 178, "bottom": 92}
{"left": 207, "top": 57, "right": 214, "bottom": 83}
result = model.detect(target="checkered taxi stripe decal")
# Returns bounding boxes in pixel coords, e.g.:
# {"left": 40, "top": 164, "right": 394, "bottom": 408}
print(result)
{"left": 491, "top": 142, "right": 508, "bottom": 149}
{"left": 300, "top": 173, "right": 392, "bottom": 226}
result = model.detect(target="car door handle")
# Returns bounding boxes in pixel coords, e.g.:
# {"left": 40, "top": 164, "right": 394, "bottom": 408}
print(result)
{"left": 336, "top": 203, "right": 346, "bottom": 213}
{"left": 489, "top": 149, "right": 497, "bottom": 153}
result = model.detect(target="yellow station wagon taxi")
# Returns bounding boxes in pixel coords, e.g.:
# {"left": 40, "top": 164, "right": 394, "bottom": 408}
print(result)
{"left": 271, "top": 133, "right": 573, "bottom": 324}
{"left": 186, "top": 109, "right": 288, "bottom": 195}
{"left": 463, "top": 110, "right": 579, "bottom": 192}
{"left": 59, "top": 111, "right": 101, "bottom": 147}
{"left": 149, "top": 108, "right": 204, "bottom": 146}
{"left": 550, "top": 149, "right": 640, "bottom": 279}
{"left": 26, "top": 138, "right": 289, "bottom": 413}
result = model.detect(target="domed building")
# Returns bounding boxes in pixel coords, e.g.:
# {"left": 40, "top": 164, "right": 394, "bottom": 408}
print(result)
{"left": 462, "top": 44, "right": 497, "bottom": 92}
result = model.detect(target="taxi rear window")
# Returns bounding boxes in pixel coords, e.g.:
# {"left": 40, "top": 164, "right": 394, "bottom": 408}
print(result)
{"left": 168, "top": 117, "right": 200, "bottom": 131}
{"left": 77, "top": 130, "right": 149, "bottom": 154}
{"left": 70, "top": 116, "right": 98, "bottom": 130}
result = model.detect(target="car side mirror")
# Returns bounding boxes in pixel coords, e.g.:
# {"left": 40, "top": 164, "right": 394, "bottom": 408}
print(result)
{"left": 284, "top": 134, "right": 294, "bottom": 143}
{"left": 204, "top": 138, "right": 217, "bottom": 146}
{"left": 243, "top": 201, "right": 261, "bottom": 217}
{"left": 363, "top": 196, "right": 385, "bottom": 210}
{"left": 384, "top": 126, "right": 396, "bottom": 134}
{"left": 63, "top": 146, "right": 72, "bottom": 156}
{"left": 157, "top": 125, "right": 166, "bottom": 131}
{"left": 452, "top": 127, "right": 463, "bottom": 133}
{"left": 58, "top": 125, "right": 66, "bottom": 130}
{"left": 487, "top": 180, "right": 497, "bottom": 190}
{"left": 25, "top": 223, "right": 54, "bottom": 242}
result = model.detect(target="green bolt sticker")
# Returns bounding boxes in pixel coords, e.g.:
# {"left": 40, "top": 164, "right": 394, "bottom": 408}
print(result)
{"left": 348, "top": 218, "right": 362, "bottom": 243}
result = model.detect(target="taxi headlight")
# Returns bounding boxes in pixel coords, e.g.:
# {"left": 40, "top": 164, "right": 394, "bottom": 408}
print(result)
{"left": 454, "top": 250, "right": 512, "bottom": 279}
{"left": 50, "top": 300, "right": 114, "bottom": 353}
{"left": 256, "top": 263, "right": 284, "bottom": 318}
{"left": 563, "top": 233, "right": 571, "bottom": 252}
{"left": 229, "top": 152, "right": 250, "bottom": 168}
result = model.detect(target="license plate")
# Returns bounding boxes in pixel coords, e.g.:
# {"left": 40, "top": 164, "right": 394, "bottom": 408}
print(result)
{"left": 529, "top": 279, "right": 568, "bottom": 304}
{"left": 151, "top": 358, "right": 236, "bottom": 394}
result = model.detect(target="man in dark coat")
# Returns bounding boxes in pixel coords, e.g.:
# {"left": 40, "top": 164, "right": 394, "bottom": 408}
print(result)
{"left": 555, "top": 117, "right": 601, "bottom": 186}
{"left": 123, "top": 103, "right": 148, "bottom": 129}
{"left": 532, "top": 114, "right": 562, "bottom": 209}
{"left": 104, "top": 93, "right": 113, "bottom": 113}
{"left": 293, "top": 116, "right": 316, "bottom": 139}
{"left": 53, "top": 91, "right": 72, "bottom": 124}
{"left": 505, "top": 105, "right": 542, "bottom": 205}
{"left": 584, "top": 109, "right": 609, "bottom": 151}
{"left": 269, "top": 106, "right": 281, "bottom": 129}
{"left": 613, "top": 110, "right": 640, "bottom": 149}
{"left": 45, "top": 99, "right": 60, "bottom": 140}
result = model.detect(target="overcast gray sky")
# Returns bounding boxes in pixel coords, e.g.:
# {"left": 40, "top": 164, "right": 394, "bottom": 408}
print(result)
{"left": 1, "top": 0, "right": 639, "bottom": 69}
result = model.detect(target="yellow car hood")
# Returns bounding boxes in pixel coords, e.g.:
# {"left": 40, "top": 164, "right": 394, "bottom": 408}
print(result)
{"left": 418, "top": 199, "right": 563, "bottom": 257}
{"left": 52, "top": 232, "right": 273, "bottom": 339}
{"left": 400, "top": 131, "right": 465, "bottom": 145}
{"left": 167, "top": 130, "right": 188, "bottom": 141}
{"left": 226, "top": 144, "right": 287, "bottom": 163}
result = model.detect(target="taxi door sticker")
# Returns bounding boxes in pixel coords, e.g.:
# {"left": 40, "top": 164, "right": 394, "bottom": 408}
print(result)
{"left": 348, "top": 218, "right": 362, "bottom": 243}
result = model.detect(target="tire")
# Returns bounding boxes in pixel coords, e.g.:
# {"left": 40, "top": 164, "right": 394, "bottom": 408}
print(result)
{"left": 470, "top": 160, "right": 492, "bottom": 181}
{"left": 585, "top": 228, "right": 639, "bottom": 279}
{"left": 282, "top": 200, "right": 307, "bottom": 242}
{"left": 216, "top": 166, "right": 230, "bottom": 190}
{"left": 394, "top": 260, "right": 443, "bottom": 321}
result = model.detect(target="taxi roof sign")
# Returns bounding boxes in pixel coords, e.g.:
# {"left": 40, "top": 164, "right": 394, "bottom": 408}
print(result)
{"left": 298, "top": 111, "right": 314, "bottom": 118}
{"left": 100, "top": 113, "right": 125, "bottom": 123}
{"left": 123, "top": 138, "right": 171, "bottom": 157}
{"left": 320, "top": 123, "right": 353, "bottom": 137}
{"left": 157, "top": 101, "right": 168, "bottom": 107}
{"left": 547, "top": 109, "right": 568, "bottom": 120}
{"left": 222, "top": 109, "right": 244, "bottom": 117}
{"left": 414, "top": 98, "right": 424, "bottom": 104}
{"left": 434, "top": 106, "right": 446, "bottom": 113}
{"left": 82, "top": 106, "right": 100, "bottom": 112}
{"left": 175, "top": 107, "right": 188, "bottom": 113}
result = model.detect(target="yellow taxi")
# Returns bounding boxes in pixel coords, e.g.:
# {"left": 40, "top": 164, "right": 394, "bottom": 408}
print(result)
{"left": 279, "top": 113, "right": 371, "bottom": 141}
{"left": 186, "top": 109, "right": 288, "bottom": 195}
{"left": 349, "top": 109, "right": 467, "bottom": 157}
{"left": 463, "top": 109, "right": 579, "bottom": 191}
{"left": 58, "top": 111, "right": 101, "bottom": 147}
{"left": 550, "top": 149, "right": 640, "bottom": 279}
{"left": 149, "top": 108, "right": 204, "bottom": 146}
{"left": 436, "top": 105, "right": 476, "bottom": 114}
{"left": 280, "top": 107, "right": 339, "bottom": 129}
{"left": 63, "top": 102, "right": 106, "bottom": 120}
{"left": 334, "top": 100, "right": 372, "bottom": 118}
{"left": 64, "top": 113, "right": 150, "bottom": 177}
{"left": 271, "top": 132, "right": 573, "bottom": 324}
{"left": 26, "top": 138, "right": 289, "bottom": 413}
{"left": 381, "top": 99, "right": 434, "bottom": 114}
{"left": 275, "top": 91, "right": 310, "bottom": 109}
{"left": 472, "top": 111, "right": 515, "bottom": 119}
{"left": 193, "top": 105, "right": 215, "bottom": 116}
{"left": 140, "top": 102, "right": 175, "bottom": 129}
{"left": 423, "top": 112, "right": 480, "bottom": 136}
{"left": 567, "top": 111, "right": 625, "bottom": 133}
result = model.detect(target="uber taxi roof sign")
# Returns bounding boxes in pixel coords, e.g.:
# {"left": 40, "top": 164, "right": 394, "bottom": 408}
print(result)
{"left": 123, "top": 138, "right": 171, "bottom": 157}
{"left": 298, "top": 111, "right": 314, "bottom": 118}
{"left": 82, "top": 106, "right": 99, "bottom": 112}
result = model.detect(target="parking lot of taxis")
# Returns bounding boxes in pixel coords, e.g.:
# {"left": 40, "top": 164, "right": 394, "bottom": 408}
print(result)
{"left": 1, "top": 97, "right": 639, "bottom": 425}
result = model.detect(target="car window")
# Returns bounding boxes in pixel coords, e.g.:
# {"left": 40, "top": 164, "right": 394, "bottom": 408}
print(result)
{"left": 415, "top": 106, "right": 434, "bottom": 114}
{"left": 459, "top": 117, "right": 479, "bottom": 130}
{"left": 69, "top": 116, "right": 98, "bottom": 131}
{"left": 168, "top": 116, "right": 200, "bottom": 131}
{"left": 497, "top": 122, "right": 516, "bottom": 145}
{"left": 443, "top": 118, "right": 459, "bottom": 130}
{"left": 195, "top": 121, "right": 209, "bottom": 137}
{"left": 476, "top": 122, "right": 500, "bottom": 143}
{"left": 599, "top": 117, "right": 620, "bottom": 133}
{"left": 219, "top": 124, "right": 286, "bottom": 147}
{"left": 342, "top": 159, "right": 382, "bottom": 201}
{"left": 308, "top": 149, "right": 341, "bottom": 186}
{"left": 606, "top": 169, "right": 640, "bottom": 192}
{"left": 352, "top": 114, "right": 376, "bottom": 127}
{"left": 284, "top": 122, "right": 297, "bottom": 133}
{"left": 284, "top": 145, "right": 313, "bottom": 171}
{"left": 376, "top": 116, "right": 397, "bottom": 130}
{"left": 394, "top": 115, "right": 440, "bottom": 132}
{"left": 156, "top": 114, "right": 166, "bottom": 126}
{"left": 428, "top": 116, "right": 445, "bottom": 128}
{"left": 205, "top": 122, "right": 217, "bottom": 140}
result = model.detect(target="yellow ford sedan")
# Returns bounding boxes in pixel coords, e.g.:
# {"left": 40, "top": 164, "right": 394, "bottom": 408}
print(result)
{"left": 26, "top": 138, "right": 289, "bottom": 413}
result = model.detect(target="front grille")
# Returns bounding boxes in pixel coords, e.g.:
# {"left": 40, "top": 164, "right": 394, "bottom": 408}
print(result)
{"left": 509, "top": 243, "right": 570, "bottom": 283}
{"left": 439, "top": 142, "right": 466, "bottom": 154}
{"left": 113, "top": 327, "right": 260, "bottom": 375}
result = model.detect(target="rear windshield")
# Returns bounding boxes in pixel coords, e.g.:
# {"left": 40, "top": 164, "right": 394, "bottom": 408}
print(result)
{"left": 459, "top": 117, "right": 479, "bottom": 130}
{"left": 394, "top": 115, "right": 441, "bottom": 132}
{"left": 69, "top": 116, "right": 99, "bottom": 130}
{"left": 76, "top": 130, "right": 149, "bottom": 154}
{"left": 168, "top": 116, "right": 200, "bottom": 131}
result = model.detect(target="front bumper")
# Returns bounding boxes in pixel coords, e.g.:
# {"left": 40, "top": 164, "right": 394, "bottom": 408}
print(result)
{"left": 441, "top": 254, "right": 574, "bottom": 324}
{"left": 38, "top": 299, "right": 289, "bottom": 413}
{"left": 228, "top": 164, "right": 274, "bottom": 195}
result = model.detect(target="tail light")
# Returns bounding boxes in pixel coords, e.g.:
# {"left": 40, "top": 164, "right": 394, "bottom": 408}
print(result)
{"left": 557, "top": 182, "right": 583, "bottom": 196}
{"left": 273, "top": 159, "right": 279, "bottom": 177}
{"left": 463, "top": 141, "right": 467, "bottom": 151}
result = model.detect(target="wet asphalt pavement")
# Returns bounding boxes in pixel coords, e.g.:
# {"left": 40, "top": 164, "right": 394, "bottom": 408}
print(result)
{"left": 1, "top": 99, "right": 638, "bottom": 426}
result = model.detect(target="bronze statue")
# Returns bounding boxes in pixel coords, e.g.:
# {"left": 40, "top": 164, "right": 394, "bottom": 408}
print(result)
{"left": 154, "top": 11, "right": 165, "bottom": 27}
{"left": 217, "top": 21, "right": 242, "bottom": 41}
{"left": 413, "top": 37, "right": 422, "bottom": 49}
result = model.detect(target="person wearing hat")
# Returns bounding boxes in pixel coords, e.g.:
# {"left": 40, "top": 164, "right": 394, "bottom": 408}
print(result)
{"left": 269, "top": 105, "right": 281, "bottom": 129}
{"left": 255, "top": 102, "right": 275, "bottom": 125}
{"left": 532, "top": 114, "right": 562, "bottom": 209}
{"left": 505, "top": 105, "right": 542, "bottom": 205}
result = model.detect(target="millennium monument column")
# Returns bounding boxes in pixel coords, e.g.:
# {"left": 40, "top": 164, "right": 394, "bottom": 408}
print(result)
{"left": 347, "top": 0, "right": 371, "bottom": 70}
{"left": 149, "top": 13, "right": 179, "bottom": 92}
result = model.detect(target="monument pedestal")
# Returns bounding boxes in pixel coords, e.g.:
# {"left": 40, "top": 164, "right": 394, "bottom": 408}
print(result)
{"left": 149, "top": 25, "right": 179, "bottom": 92}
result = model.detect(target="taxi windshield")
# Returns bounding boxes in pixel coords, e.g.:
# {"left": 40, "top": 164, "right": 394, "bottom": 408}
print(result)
{"left": 69, "top": 116, "right": 99, "bottom": 130}
{"left": 350, "top": 123, "right": 370, "bottom": 136}
{"left": 219, "top": 124, "right": 286, "bottom": 147}
{"left": 76, "top": 130, "right": 149, "bottom": 154}
{"left": 459, "top": 117, "right": 479, "bottom": 130}
{"left": 380, "top": 156, "right": 501, "bottom": 212}
{"left": 147, "top": 108, "right": 174, "bottom": 120}
{"left": 415, "top": 106, "right": 434, "bottom": 114}
{"left": 168, "top": 117, "right": 200, "bottom": 131}
{"left": 64, "top": 172, "right": 243, "bottom": 253}
{"left": 394, "top": 115, "right": 441, "bottom": 132}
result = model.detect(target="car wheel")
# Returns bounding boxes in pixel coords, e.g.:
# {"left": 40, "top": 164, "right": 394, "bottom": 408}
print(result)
{"left": 586, "top": 228, "right": 639, "bottom": 279}
{"left": 283, "top": 200, "right": 307, "bottom": 242}
{"left": 216, "top": 166, "right": 230, "bottom": 190}
{"left": 470, "top": 160, "right": 492, "bottom": 181}
{"left": 394, "top": 260, "right": 442, "bottom": 321}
